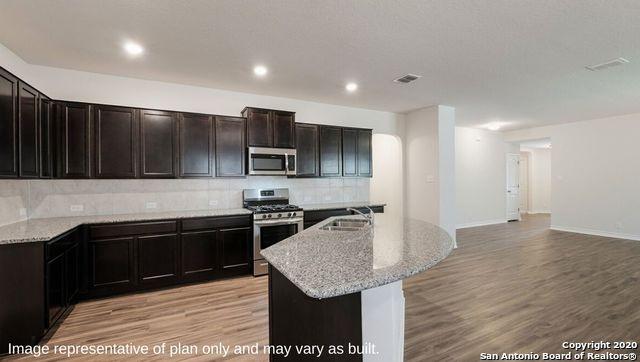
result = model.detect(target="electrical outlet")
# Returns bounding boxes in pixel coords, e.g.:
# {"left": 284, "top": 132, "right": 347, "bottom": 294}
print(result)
{"left": 209, "top": 200, "right": 218, "bottom": 207}
{"left": 70, "top": 204, "right": 84, "bottom": 212}
{"left": 145, "top": 202, "right": 158, "bottom": 209}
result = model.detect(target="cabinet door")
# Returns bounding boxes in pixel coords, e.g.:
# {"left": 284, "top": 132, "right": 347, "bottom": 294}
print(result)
{"left": 138, "top": 234, "right": 179, "bottom": 285}
{"left": 46, "top": 253, "right": 66, "bottom": 327}
{"left": 357, "top": 129, "right": 372, "bottom": 177}
{"left": 88, "top": 237, "right": 135, "bottom": 289}
{"left": 219, "top": 227, "right": 251, "bottom": 275}
{"left": 0, "top": 68, "right": 18, "bottom": 177}
{"left": 295, "top": 123, "right": 319, "bottom": 177}
{"left": 245, "top": 108, "right": 272, "bottom": 147}
{"left": 94, "top": 105, "right": 138, "bottom": 178}
{"left": 178, "top": 113, "right": 214, "bottom": 177}
{"left": 59, "top": 102, "right": 91, "bottom": 178}
{"left": 181, "top": 230, "right": 218, "bottom": 279}
{"left": 215, "top": 116, "right": 245, "bottom": 177}
{"left": 342, "top": 128, "right": 358, "bottom": 177}
{"left": 65, "top": 243, "right": 80, "bottom": 304}
{"left": 319, "top": 126, "right": 342, "bottom": 177}
{"left": 18, "top": 82, "right": 39, "bottom": 178}
{"left": 140, "top": 109, "right": 177, "bottom": 178}
{"left": 39, "top": 97, "right": 53, "bottom": 178}
{"left": 272, "top": 111, "right": 295, "bottom": 148}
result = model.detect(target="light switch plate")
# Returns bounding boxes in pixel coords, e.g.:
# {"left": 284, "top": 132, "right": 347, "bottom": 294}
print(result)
{"left": 70, "top": 204, "right": 84, "bottom": 212}
{"left": 145, "top": 202, "right": 158, "bottom": 209}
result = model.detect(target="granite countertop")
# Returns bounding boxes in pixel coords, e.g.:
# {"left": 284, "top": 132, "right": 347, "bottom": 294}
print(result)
{"left": 299, "top": 202, "right": 386, "bottom": 211}
{"left": 0, "top": 208, "right": 252, "bottom": 245}
{"left": 261, "top": 213, "right": 454, "bottom": 299}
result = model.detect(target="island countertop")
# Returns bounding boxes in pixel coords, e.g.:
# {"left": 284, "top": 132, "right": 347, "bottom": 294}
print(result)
{"left": 261, "top": 213, "right": 454, "bottom": 299}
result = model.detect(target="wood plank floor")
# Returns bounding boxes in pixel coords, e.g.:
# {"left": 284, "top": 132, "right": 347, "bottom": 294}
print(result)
{"left": 5, "top": 214, "right": 639, "bottom": 361}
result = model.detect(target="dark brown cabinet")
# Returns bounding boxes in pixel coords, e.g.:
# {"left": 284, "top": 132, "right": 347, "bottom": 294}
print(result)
{"left": 357, "top": 129, "right": 373, "bottom": 177}
{"left": 319, "top": 126, "right": 342, "bottom": 177}
{"left": 65, "top": 242, "right": 80, "bottom": 304}
{"left": 219, "top": 227, "right": 251, "bottom": 275}
{"left": 93, "top": 105, "right": 138, "bottom": 178}
{"left": 45, "top": 229, "right": 80, "bottom": 328}
{"left": 138, "top": 233, "right": 179, "bottom": 285}
{"left": 342, "top": 128, "right": 358, "bottom": 177}
{"left": 58, "top": 102, "right": 91, "bottom": 178}
{"left": 140, "top": 109, "right": 177, "bottom": 178}
{"left": 181, "top": 230, "right": 218, "bottom": 280}
{"left": 46, "top": 253, "right": 66, "bottom": 326}
{"left": 243, "top": 107, "right": 295, "bottom": 148}
{"left": 39, "top": 96, "right": 53, "bottom": 178}
{"left": 18, "top": 82, "right": 39, "bottom": 178}
{"left": 295, "top": 123, "right": 319, "bottom": 177}
{"left": 88, "top": 236, "right": 136, "bottom": 290}
{"left": 179, "top": 113, "right": 214, "bottom": 177}
{"left": 0, "top": 68, "right": 18, "bottom": 178}
{"left": 215, "top": 116, "right": 245, "bottom": 177}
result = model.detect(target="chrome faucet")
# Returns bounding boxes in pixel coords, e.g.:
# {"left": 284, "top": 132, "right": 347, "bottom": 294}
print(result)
{"left": 347, "top": 207, "right": 375, "bottom": 225}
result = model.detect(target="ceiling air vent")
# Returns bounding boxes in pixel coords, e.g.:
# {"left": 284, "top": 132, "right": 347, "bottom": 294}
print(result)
{"left": 585, "top": 57, "right": 629, "bottom": 71}
{"left": 393, "top": 74, "right": 422, "bottom": 83}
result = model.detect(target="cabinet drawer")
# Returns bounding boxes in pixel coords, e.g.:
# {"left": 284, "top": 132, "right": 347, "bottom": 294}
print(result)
{"left": 181, "top": 215, "right": 251, "bottom": 232}
{"left": 89, "top": 221, "right": 177, "bottom": 239}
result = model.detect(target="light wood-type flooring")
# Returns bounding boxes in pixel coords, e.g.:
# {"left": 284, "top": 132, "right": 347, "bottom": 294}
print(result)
{"left": 4, "top": 214, "right": 639, "bottom": 361}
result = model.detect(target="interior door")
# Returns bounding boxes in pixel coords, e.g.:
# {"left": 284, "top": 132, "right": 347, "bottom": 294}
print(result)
{"left": 506, "top": 153, "right": 520, "bottom": 221}
{"left": 519, "top": 154, "right": 529, "bottom": 213}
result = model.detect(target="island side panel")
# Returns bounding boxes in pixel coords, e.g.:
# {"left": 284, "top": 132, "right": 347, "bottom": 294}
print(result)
{"left": 361, "top": 280, "right": 405, "bottom": 362}
{"left": 268, "top": 265, "right": 363, "bottom": 361}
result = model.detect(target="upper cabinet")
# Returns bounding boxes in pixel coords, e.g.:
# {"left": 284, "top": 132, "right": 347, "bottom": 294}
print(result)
{"left": 0, "top": 68, "right": 18, "bottom": 178}
{"left": 178, "top": 113, "right": 214, "bottom": 178}
{"left": 140, "top": 109, "right": 178, "bottom": 178}
{"left": 215, "top": 116, "right": 246, "bottom": 177}
{"left": 18, "top": 82, "right": 39, "bottom": 178}
{"left": 295, "top": 123, "right": 319, "bottom": 177}
{"left": 39, "top": 96, "right": 53, "bottom": 178}
{"left": 58, "top": 102, "right": 92, "bottom": 178}
{"left": 319, "top": 126, "right": 342, "bottom": 177}
{"left": 93, "top": 105, "right": 138, "bottom": 178}
{"left": 242, "top": 107, "right": 295, "bottom": 148}
{"left": 356, "top": 129, "right": 373, "bottom": 177}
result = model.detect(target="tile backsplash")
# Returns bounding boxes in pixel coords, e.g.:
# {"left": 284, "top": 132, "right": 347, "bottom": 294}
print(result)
{"left": 3, "top": 177, "right": 369, "bottom": 222}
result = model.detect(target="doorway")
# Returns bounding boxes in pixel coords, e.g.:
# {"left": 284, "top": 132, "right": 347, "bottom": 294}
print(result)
{"left": 506, "top": 153, "right": 520, "bottom": 221}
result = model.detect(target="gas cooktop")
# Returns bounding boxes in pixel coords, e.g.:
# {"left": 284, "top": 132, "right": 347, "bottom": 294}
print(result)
{"left": 245, "top": 204, "right": 302, "bottom": 214}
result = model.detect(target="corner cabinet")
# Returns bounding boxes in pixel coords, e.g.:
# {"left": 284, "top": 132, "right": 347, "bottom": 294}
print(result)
{"left": 57, "top": 102, "right": 92, "bottom": 178}
{"left": 18, "top": 82, "right": 40, "bottom": 178}
{"left": 0, "top": 68, "right": 18, "bottom": 178}
{"left": 215, "top": 116, "right": 246, "bottom": 177}
{"left": 93, "top": 105, "right": 139, "bottom": 178}
{"left": 243, "top": 107, "right": 295, "bottom": 148}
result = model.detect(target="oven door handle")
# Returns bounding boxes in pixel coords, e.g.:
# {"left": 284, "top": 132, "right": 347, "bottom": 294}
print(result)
{"left": 254, "top": 218, "right": 304, "bottom": 226}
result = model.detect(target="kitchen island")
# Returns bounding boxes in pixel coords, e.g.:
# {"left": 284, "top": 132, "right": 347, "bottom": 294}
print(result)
{"left": 261, "top": 212, "right": 454, "bottom": 361}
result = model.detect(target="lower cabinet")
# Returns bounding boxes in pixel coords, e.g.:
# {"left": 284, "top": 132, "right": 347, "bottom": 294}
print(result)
{"left": 46, "top": 253, "right": 66, "bottom": 327}
{"left": 182, "top": 230, "right": 218, "bottom": 280}
{"left": 88, "top": 236, "right": 136, "bottom": 292}
{"left": 220, "top": 227, "right": 251, "bottom": 275}
{"left": 138, "top": 234, "right": 179, "bottom": 285}
{"left": 45, "top": 229, "right": 81, "bottom": 328}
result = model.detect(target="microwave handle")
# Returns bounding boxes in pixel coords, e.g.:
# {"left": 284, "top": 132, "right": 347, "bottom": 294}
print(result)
{"left": 285, "top": 152, "right": 289, "bottom": 172}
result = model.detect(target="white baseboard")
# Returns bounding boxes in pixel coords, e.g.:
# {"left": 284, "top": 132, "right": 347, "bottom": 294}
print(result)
{"left": 457, "top": 219, "right": 507, "bottom": 229}
{"left": 550, "top": 225, "right": 640, "bottom": 242}
{"left": 527, "top": 210, "right": 550, "bottom": 214}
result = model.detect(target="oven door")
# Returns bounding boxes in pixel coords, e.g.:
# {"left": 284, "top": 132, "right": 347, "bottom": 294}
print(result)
{"left": 253, "top": 218, "right": 303, "bottom": 275}
{"left": 248, "top": 147, "right": 296, "bottom": 176}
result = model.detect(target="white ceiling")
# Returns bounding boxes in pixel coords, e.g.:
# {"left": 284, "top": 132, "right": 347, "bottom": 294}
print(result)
{"left": 519, "top": 138, "right": 552, "bottom": 149}
{"left": 1, "top": 0, "right": 640, "bottom": 130}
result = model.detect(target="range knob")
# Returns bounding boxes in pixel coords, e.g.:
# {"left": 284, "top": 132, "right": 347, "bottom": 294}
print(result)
{"left": 267, "top": 214, "right": 272, "bottom": 218}
{"left": 261, "top": 214, "right": 267, "bottom": 219}
{"left": 277, "top": 213, "right": 282, "bottom": 218}
{"left": 292, "top": 212, "right": 296, "bottom": 217}
{"left": 287, "top": 212, "right": 292, "bottom": 217}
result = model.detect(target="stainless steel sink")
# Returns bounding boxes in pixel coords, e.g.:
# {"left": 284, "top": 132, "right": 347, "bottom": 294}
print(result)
{"left": 320, "top": 219, "right": 370, "bottom": 231}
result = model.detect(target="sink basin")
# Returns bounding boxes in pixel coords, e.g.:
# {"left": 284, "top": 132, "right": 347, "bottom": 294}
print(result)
{"left": 320, "top": 219, "right": 370, "bottom": 231}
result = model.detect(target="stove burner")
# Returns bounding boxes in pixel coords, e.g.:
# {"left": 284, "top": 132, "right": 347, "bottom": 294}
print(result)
{"left": 246, "top": 204, "right": 302, "bottom": 213}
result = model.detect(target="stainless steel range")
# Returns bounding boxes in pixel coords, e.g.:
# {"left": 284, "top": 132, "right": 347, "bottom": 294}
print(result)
{"left": 243, "top": 188, "right": 303, "bottom": 276}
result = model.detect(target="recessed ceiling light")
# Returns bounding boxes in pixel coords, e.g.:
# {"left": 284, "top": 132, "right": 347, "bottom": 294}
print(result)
{"left": 123, "top": 41, "right": 144, "bottom": 56}
{"left": 486, "top": 122, "right": 502, "bottom": 131}
{"left": 254, "top": 65, "right": 268, "bottom": 76}
{"left": 345, "top": 82, "right": 358, "bottom": 92}
{"left": 585, "top": 57, "right": 629, "bottom": 71}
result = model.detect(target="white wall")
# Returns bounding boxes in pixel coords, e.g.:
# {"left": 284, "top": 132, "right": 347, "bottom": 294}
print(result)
{"left": 404, "top": 106, "right": 456, "bottom": 242}
{"left": 521, "top": 148, "right": 551, "bottom": 214}
{"left": 0, "top": 42, "right": 405, "bottom": 223}
{"left": 506, "top": 113, "right": 640, "bottom": 240}
{"left": 455, "top": 127, "right": 515, "bottom": 228}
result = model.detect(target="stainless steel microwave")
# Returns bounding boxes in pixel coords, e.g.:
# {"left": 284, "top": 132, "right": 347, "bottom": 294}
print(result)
{"left": 247, "top": 147, "right": 296, "bottom": 176}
